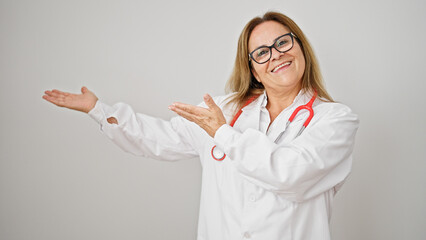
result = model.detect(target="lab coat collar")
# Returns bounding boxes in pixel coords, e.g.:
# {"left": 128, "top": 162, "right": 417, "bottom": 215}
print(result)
{"left": 234, "top": 89, "right": 315, "bottom": 132}
{"left": 232, "top": 93, "right": 263, "bottom": 131}
{"left": 251, "top": 89, "right": 312, "bottom": 111}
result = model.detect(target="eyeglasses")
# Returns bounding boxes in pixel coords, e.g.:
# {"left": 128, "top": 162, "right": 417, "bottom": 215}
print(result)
{"left": 248, "top": 32, "right": 297, "bottom": 64}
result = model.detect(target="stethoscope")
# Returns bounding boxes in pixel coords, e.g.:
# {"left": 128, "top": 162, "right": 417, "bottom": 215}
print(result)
{"left": 211, "top": 90, "right": 317, "bottom": 161}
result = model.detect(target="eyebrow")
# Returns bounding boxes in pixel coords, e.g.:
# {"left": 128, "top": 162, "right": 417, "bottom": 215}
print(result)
{"left": 253, "top": 33, "right": 290, "bottom": 49}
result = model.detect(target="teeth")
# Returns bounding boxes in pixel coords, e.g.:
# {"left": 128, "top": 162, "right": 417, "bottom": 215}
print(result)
{"left": 272, "top": 62, "right": 291, "bottom": 73}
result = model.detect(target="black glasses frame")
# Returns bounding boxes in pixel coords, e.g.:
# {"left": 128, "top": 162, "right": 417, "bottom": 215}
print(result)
{"left": 248, "top": 32, "right": 297, "bottom": 64}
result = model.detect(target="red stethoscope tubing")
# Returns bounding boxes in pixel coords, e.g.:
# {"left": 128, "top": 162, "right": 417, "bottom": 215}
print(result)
{"left": 211, "top": 95, "right": 259, "bottom": 161}
{"left": 288, "top": 90, "right": 317, "bottom": 127}
{"left": 211, "top": 91, "right": 317, "bottom": 161}
{"left": 287, "top": 90, "right": 317, "bottom": 137}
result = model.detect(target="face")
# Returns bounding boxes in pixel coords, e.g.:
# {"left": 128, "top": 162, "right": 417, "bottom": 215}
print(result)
{"left": 248, "top": 21, "right": 305, "bottom": 93}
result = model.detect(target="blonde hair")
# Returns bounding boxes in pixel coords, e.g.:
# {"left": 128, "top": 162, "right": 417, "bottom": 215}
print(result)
{"left": 226, "top": 11, "right": 333, "bottom": 111}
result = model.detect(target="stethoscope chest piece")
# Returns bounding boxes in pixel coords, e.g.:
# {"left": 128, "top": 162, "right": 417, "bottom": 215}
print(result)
{"left": 210, "top": 94, "right": 260, "bottom": 162}
{"left": 211, "top": 145, "right": 226, "bottom": 161}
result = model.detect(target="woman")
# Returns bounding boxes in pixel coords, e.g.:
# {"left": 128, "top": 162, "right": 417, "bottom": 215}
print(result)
{"left": 43, "top": 12, "right": 359, "bottom": 240}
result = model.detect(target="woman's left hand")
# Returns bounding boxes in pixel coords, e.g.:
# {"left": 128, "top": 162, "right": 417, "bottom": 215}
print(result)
{"left": 169, "top": 94, "right": 226, "bottom": 138}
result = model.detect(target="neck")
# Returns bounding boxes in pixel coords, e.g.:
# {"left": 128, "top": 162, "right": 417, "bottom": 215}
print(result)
{"left": 265, "top": 85, "right": 301, "bottom": 113}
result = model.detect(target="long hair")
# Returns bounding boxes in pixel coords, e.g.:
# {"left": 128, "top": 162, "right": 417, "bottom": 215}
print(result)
{"left": 226, "top": 11, "right": 333, "bottom": 112}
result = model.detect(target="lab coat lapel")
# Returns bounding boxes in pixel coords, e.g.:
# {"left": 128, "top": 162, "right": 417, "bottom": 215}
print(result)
{"left": 266, "top": 90, "right": 315, "bottom": 142}
{"left": 233, "top": 97, "right": 262, "bottom": 132}
{"left": 229, "top": 90, "right": 315, "bottom": 139}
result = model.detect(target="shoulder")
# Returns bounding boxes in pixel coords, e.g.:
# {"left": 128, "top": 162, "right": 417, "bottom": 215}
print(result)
{"left": 211, "top": 93, "right": 237, "bottom": 107}
{"left": 314, "top": 100, "right": 359, "bottom": 124}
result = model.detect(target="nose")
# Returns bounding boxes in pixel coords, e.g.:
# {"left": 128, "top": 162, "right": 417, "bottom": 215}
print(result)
{"left": 270, "top": 47, "right": 284, "bottom": 61}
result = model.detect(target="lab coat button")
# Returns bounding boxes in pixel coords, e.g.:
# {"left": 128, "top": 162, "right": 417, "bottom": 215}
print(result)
{"left": 249, "top": 195, "right": 256, "bottom": 202}
{"left": 243, "top": 232, "right": 251, "bottom": 238}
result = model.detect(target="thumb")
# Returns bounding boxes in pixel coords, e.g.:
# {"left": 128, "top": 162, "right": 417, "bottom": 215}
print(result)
{"left": 81, "top": 86, "right": 88, "bottom": 94}
{"left": 203, "top": 94, "right": 218, "bottom": 109}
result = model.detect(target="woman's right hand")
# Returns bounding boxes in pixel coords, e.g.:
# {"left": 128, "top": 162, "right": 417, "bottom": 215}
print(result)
{"left": 42, "top": 86, "right": 99, "bottom": 113}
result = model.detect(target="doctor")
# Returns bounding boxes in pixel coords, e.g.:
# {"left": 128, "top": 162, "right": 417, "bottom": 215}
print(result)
{"left": 43, "top": 11, "right": 359, "bottom": 240}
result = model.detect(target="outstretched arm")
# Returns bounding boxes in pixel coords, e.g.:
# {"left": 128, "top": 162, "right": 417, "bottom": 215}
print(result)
{"left": 43, "top": 86, "right": 200, "bottom": 160}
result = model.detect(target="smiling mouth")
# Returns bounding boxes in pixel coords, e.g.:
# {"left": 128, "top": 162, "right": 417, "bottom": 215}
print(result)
{"left": 271, "top": 62, "right": 292, "bottom": 73}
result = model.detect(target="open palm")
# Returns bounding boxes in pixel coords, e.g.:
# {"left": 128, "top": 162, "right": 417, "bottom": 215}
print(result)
{"left": 42, "top": 86, "right": 98, "bottom": 113}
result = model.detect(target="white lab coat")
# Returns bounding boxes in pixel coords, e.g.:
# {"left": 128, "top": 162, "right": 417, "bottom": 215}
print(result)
{"left": 88, "top": 90, "right": 359, "bottom": 240}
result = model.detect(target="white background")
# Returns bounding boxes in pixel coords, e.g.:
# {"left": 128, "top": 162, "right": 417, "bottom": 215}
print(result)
{"left": 1, "top": 0, "right": 425, "bottom": 239}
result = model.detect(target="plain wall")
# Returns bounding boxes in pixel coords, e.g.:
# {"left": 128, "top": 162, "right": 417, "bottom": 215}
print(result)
{"left": 1, "top": 0, "right": 425, "bottom": 239}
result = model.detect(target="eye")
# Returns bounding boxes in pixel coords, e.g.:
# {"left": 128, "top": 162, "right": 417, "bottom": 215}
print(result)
{"left": 256, "top": 48, "right": 269, "bottom": 57}
{"left": 276, "top": 39, "right": 288, "bottom": 47}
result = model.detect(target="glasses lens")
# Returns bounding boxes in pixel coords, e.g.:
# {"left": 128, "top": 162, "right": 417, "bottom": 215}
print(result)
{"left": 252, "top": 47, "right": 271, "bottom": 64}
{"left": 275, "top": 34, "right": 293, "bottom": 52}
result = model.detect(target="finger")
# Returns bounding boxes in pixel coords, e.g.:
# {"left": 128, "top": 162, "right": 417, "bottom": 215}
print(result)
{"left": 43, "top": 90, "right": 66, "bottom": 100}
{"left": 169, "top": 105, "right": 198, "bottom": 123}
{"left": 81, "top": 86, "right": 88, "bottom": 94}
{"left": 48, "top": 92, "right": 67, "bottom": 102}
{"left": 49, "top": 90, "right": 67, "bottom": 98}
{"left": 52, "top": 89, "right": 70, "bottom": 97}
{"left": 42, "top": 95, "right": 50, "bottom": 101}
{"left": 203, "top": 94, "right": 219, "bottom": 110}
{"left": 52, "top": 89, "right": 64, "bottom": 94}
{"left": 44, "top": 90, "right": 60, "bottom": 99}
{"left": 42, "top": 95, "right": 64, "bottom": 107}
{"left": 172, "top": 102, "right": 206, "bottom": 116}
{"left": 44, "top": 90, "right": 54, "bottom": 97}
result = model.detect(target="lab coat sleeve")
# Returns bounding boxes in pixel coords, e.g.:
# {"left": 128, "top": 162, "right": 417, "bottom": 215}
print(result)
{"left": 214, "top": 104, "right": 359, "bottom": 202}
{"left": 88, "top": 100, "right": 199, "bottom": 161}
